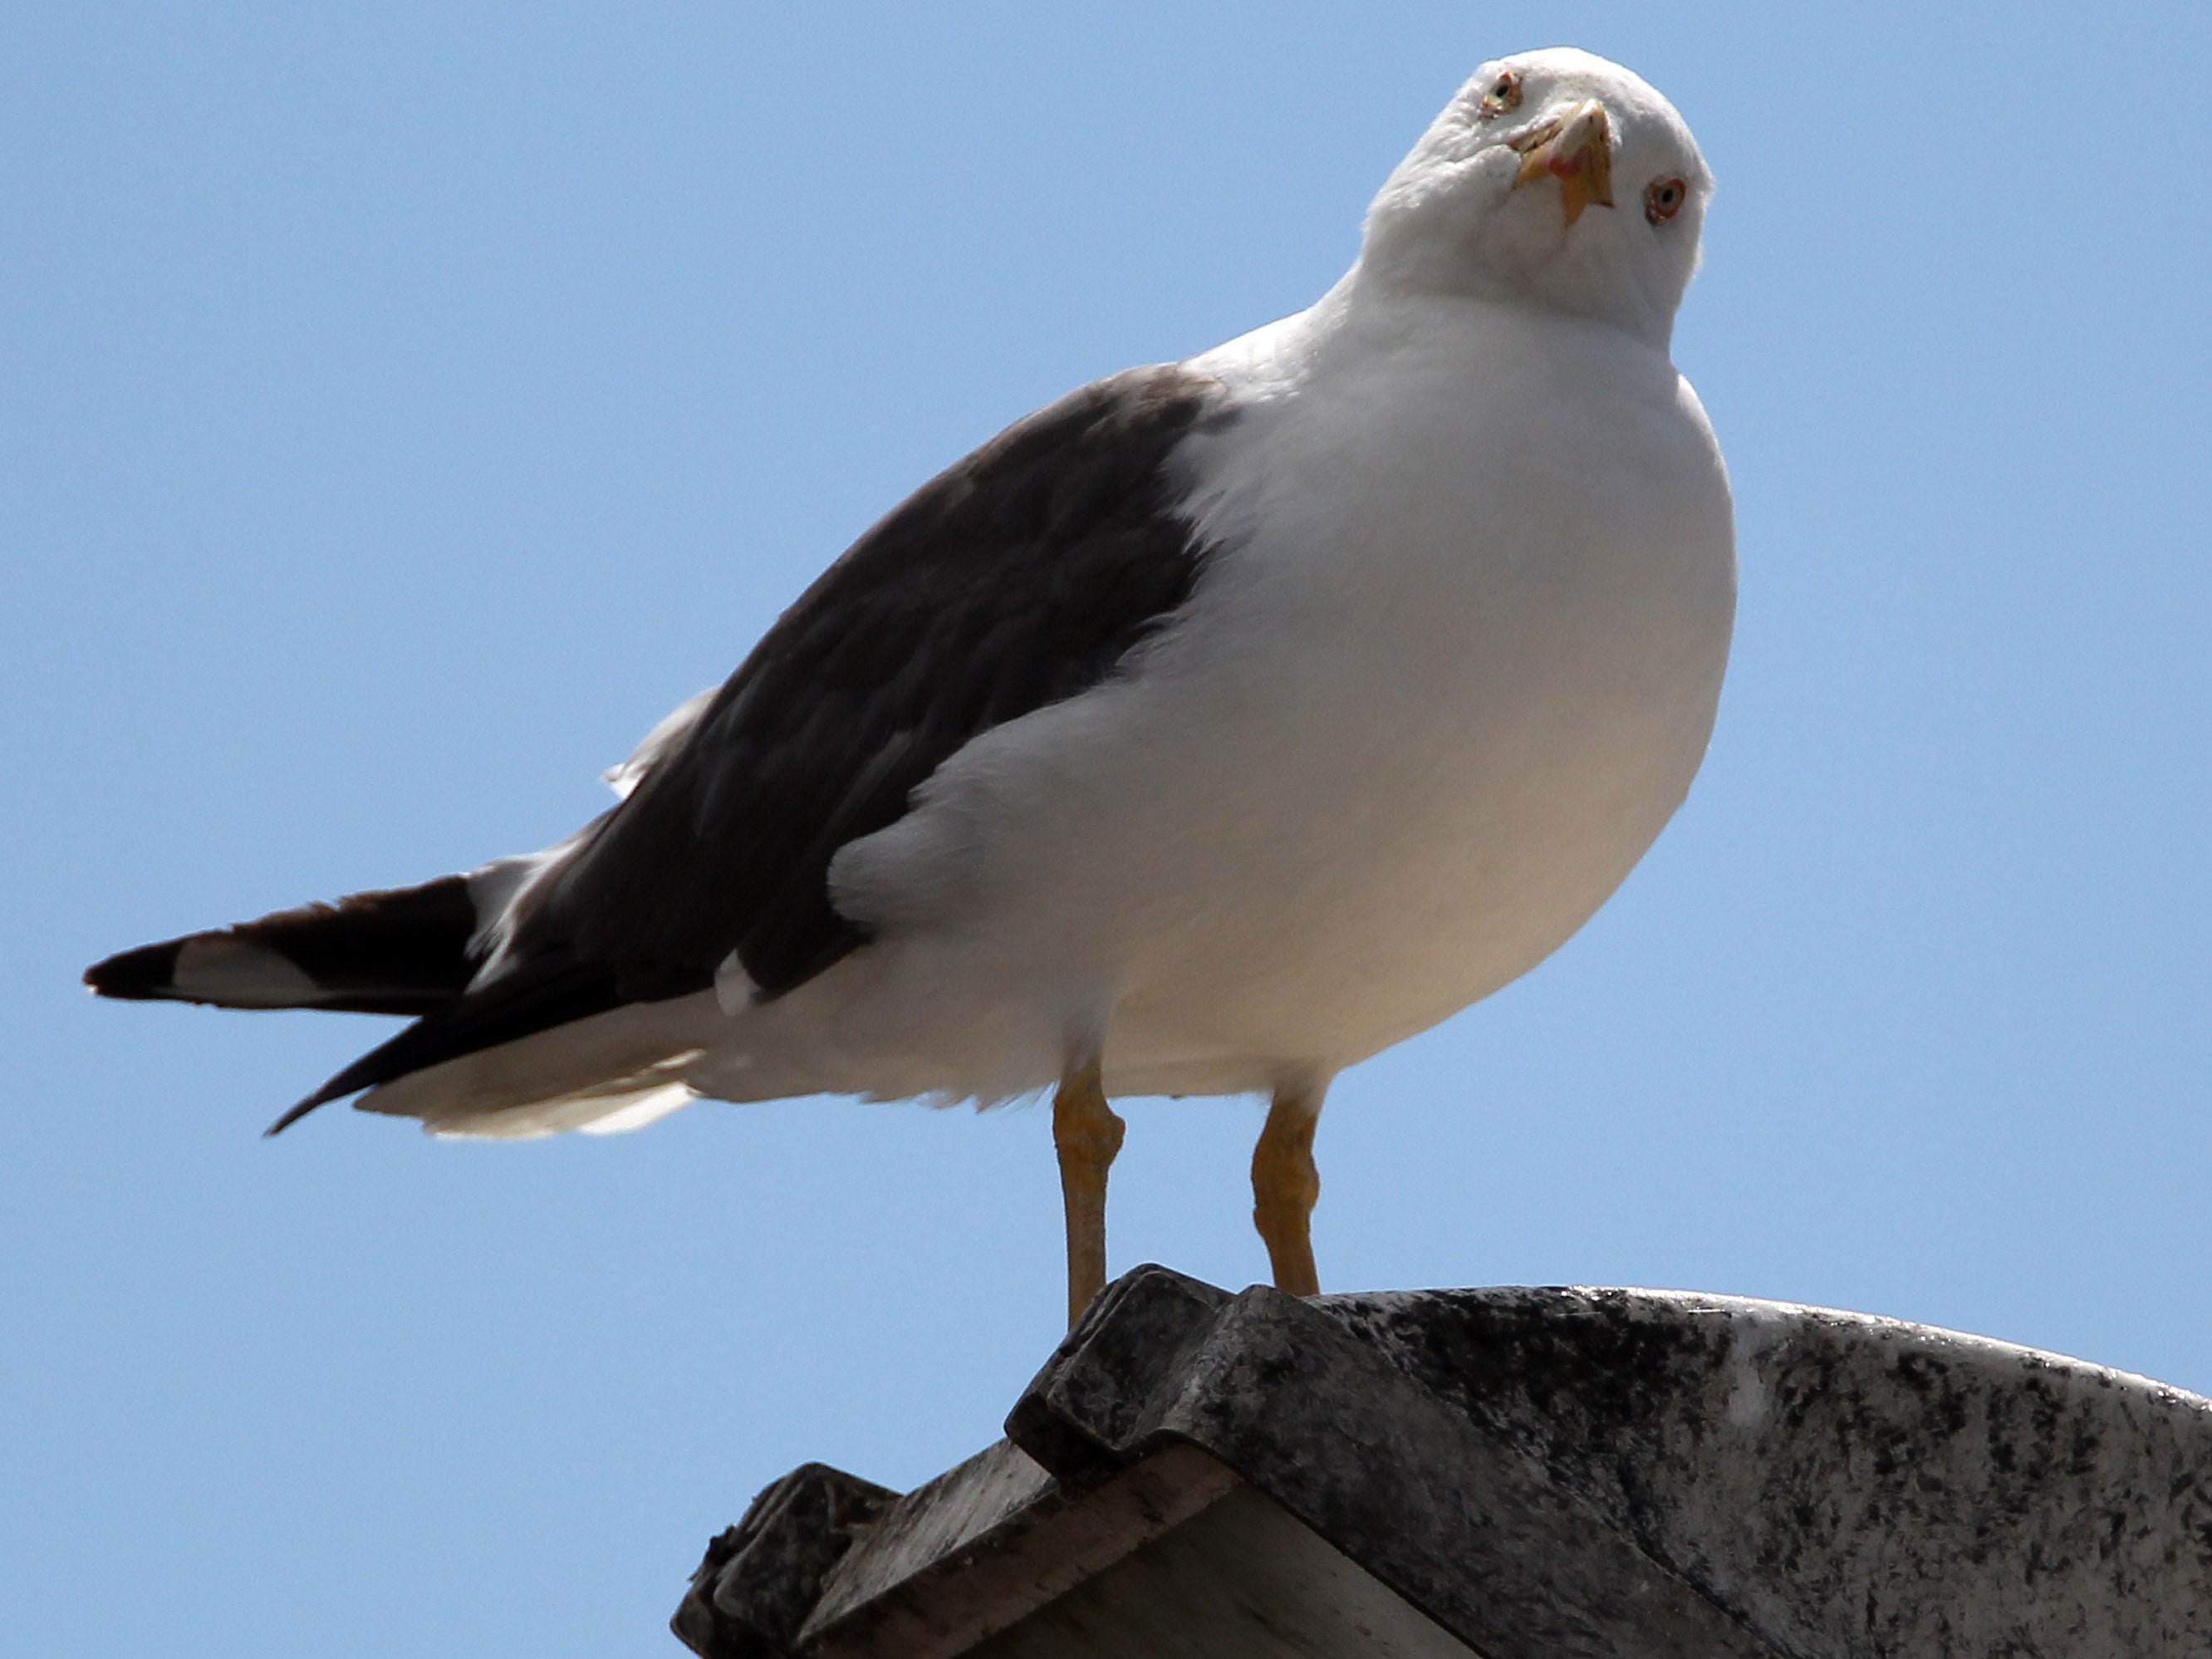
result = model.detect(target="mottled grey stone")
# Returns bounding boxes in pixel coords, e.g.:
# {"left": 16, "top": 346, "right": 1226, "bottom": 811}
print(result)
{"left": 674, "top": 1269, "right": 2212, "bottom": 1658}
{"left": 674, "top": 1462, "right": 899, "bottom": 1658}
{"left": 1320, "top": 1284, "right": 2212, "bottom": 1657}
{"left": 1008, "top": 1269, "right": 1779, "bottom": 1657}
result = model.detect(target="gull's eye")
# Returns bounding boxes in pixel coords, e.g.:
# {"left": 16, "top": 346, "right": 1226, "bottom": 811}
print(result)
{"left": 1644, "top": 175, "right": 1689, "bottom": 225}
{"left": 1477, "top": 70, "right": 1523, "bottom": 120}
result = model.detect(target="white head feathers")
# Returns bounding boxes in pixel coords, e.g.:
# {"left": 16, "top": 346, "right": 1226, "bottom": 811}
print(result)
{"left": 1359, "top": 47, "right": 1713, "bottom": 347}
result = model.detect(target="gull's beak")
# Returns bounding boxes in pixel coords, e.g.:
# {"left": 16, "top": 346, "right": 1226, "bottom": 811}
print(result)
{"left": 1508, "top": 100, "right": 1616, "bottom": 227}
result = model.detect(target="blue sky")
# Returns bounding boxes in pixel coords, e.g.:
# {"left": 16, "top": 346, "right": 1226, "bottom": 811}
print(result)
{"left": 6, "top": 4, "right": 2209, "bottom": 1653}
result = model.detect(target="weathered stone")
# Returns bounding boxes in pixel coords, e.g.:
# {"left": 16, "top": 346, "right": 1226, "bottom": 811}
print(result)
{"left": 1322, "top": 1285, "right": 2212, "bottom": 1657}
{"left": 1008, "top": 1269, "right": 1779, "bottom": 1657}
{"left": 674, "top": 1461, "right": 899, "bottom": 1658}
{"left": 805, "top": 1442, "right": 1239, "bottom": 1658}
{"left": 675, "top": 1269, "right": 2212, "bottom": 1657}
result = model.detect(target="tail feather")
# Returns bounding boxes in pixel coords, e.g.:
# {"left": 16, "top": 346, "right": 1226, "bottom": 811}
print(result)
{"left": 88, "top": 869, "right": 697, "bottom": 1137}
{"left": 85, "top": 876, "right": 480, "bottom": 1017}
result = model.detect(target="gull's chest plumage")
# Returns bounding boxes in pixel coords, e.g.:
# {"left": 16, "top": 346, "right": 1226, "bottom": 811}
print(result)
{"left": 1096, "top": 305, "right": 1737, "bottom": 1075}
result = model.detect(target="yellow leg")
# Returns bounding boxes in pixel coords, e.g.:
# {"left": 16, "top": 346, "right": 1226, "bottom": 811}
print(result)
{"left": 1252, "top": 1082, "right": 1323, "bottom": 1297}
{"left": 1053, "top": 1058, "right": 1126, "bottom": 1328}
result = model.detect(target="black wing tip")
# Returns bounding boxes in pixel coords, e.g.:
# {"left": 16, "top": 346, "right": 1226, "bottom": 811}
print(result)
{"left": 84, "top": 940, "right": 187, "bottom": 1000}
{"left": 262, "top": 1093, "right": 329, "bottom": 1137}
{"left": 265, "top": 1064, "right": 373, "bottom": 1136}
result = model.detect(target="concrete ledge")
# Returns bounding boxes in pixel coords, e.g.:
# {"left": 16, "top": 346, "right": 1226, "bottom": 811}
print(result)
{"left": 675, "top": 1268, "right": 2212, "bottom": 1657}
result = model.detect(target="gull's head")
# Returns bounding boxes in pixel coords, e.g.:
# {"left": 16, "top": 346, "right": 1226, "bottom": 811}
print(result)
{"left": 1359, "top": 48, "right": 1712, "bottom": 346}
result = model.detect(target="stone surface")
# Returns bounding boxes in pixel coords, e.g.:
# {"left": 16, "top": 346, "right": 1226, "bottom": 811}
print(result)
{"left": 1320, "top": 1284, "right": 2212, "bottom": 1657}
{"left": 676, "top": 1268, "right": 2212, "bottom": 1657}
{"left": 674, "top": 1462, "right": 899, "bottom": 1658}
{"left": 803, "top": 1443, "right": 1239, "bottom": 1658}
{"left": 964, "top": 1483, "right": 1477, "bottom": 1659}
{"left": 1007, "top": 1271, "right": 1780, "bottom": 1657}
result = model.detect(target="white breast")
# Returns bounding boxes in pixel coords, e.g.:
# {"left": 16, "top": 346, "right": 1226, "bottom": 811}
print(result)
{"left": 758, "top": 292, "right": 1734, "bottom": 1105}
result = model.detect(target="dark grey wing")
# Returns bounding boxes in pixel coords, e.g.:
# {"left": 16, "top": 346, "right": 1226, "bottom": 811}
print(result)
{"left": 542, "top": 361, "right": 1230, "bottom": 999}
{"left": 276, "top": 362, "right": 1229, "bottom": 1120}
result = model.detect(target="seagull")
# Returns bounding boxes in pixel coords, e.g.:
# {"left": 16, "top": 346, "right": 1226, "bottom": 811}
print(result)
{"left": 87, "top": 47, "right": 1733, "bottom": 1327}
